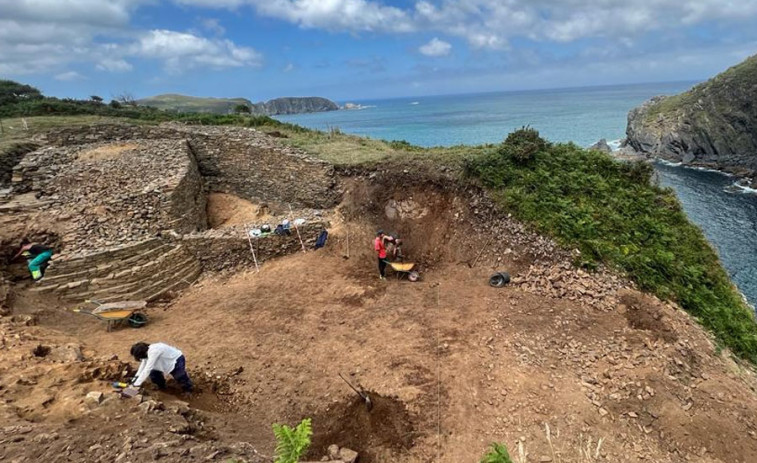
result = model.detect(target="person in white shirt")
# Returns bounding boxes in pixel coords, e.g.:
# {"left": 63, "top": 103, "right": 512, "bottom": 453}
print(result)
{"left": 126, "top": 342, "right": 193, "bottom": 394}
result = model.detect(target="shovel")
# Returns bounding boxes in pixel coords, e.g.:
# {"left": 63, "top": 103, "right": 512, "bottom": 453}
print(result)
{"left": 338, "top": 373, "right": 373, "bottom": 411}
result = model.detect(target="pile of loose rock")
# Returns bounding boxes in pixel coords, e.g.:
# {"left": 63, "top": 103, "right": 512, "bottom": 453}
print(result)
{"left": 512, "top": 262, "right": 631, "bottom": 311}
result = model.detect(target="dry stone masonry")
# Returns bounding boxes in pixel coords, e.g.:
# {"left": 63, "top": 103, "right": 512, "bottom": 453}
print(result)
{"left": 2, "top": 121, "right": 342, "bottom": 302}
{"left": 37, "top": 122, "right": 341, "bottom": 209}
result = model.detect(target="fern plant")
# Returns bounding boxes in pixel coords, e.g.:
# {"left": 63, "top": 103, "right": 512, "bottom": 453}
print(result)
{"left": 272, "top": 418, "right": 312, "bottom": 463}
{"left": 480, "top": 443, "right": 514, "bottom": 463}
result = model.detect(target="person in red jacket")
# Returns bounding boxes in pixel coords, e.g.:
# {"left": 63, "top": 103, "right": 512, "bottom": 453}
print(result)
{"left": 374, "top": 230, "right": 396, "bottom": 280}
{"left": 374, "top": 230, "right": 387, "bottom": 279}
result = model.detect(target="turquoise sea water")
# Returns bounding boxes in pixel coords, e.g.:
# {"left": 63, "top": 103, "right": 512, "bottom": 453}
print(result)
{"left": 277, "top": 82, "right": 695, "bottom": 147}
{"left": 276, "top": 82, "right": 757, "bottom": 307}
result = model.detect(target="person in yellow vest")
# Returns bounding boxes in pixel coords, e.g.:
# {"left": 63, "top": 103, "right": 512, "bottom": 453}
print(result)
{"left": 13, "top": 239, "right": 53, "bottom": 282}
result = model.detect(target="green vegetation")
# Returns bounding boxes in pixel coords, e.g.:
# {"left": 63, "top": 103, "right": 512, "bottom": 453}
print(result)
{"left": 464, "top": 128, "right": 757, "bottom": 361}
{"left": 0, "top": 80, "right": 308, "bottom": 143}
{"left": 137, "top": 93, "right": 254, "bottom": 114}
{"left": 272, "top": 418, "right": 312, "bottom": 463}
{"left": 480, "top": 443, "right": 514, "bottom": 463}
{"left": 642, "top": 53, "right": 757, "bottom": 123}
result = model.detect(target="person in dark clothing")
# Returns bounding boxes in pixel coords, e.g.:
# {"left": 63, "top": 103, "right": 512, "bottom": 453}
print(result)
{"left": 13, "top": 239, "right": 53, "bottom": 282}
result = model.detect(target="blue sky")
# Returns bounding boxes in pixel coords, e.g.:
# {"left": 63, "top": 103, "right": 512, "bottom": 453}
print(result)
{"left": 1, "top": 0, "right": 757, "bottom": 102}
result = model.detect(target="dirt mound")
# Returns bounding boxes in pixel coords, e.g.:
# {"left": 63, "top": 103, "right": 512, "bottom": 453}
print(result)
{"left": 621, "top": 292, "right": 678, "bottom": 342}
{"left": 309, "top": 393, "right": 416, "bottom": 462}
{"left": 207, "top": 192, "right": 272, "bottom": 228}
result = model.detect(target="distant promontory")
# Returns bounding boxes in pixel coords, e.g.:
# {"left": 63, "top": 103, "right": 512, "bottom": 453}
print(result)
{"left": 625, "top": 53, "right": 757, "bottom": 184}
{"left": 136, "top": 94, "right": 339, "bottom": 116}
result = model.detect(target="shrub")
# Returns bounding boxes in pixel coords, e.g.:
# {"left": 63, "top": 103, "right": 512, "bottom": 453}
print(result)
{"left": 272, "top": 418, "right": 312, "bottom": 463}
{"left": 500, "top": 126, "right": 548, "bottom": 164}
{"left": 480, "top": 443, "right": 513, "bottom": 463}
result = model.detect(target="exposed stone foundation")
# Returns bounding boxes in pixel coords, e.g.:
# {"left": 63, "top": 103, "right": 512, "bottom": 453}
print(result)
{"left": 1, "top": 122, "right": 339, "bottom": 303}
{"left": 31, "top": 239, "right": 201, "bottom": 302}
{"left": 37, "top": 123, "right": 341, "bottom": 209}
{"left": 182, "top": 223, "right": 328, "bottom": 272}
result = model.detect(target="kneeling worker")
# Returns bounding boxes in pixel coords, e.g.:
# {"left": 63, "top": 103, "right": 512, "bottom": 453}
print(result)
{"left": 125, "top": 342, "right": 193, "bottom": 395}
{"left": 14, "top": 239, "right": 54, "bottom": 282}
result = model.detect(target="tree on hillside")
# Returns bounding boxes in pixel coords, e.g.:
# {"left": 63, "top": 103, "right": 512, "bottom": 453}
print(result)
{"left": 234, "top": 103, "right": 251, "bottom": 114}
{"left": 115, "top": 92, "right": 137, "bottom": 106}
{"left": 0, "top": 80, "right": 44, "bottom": 107}
{"left": 90, "top": 95, "right": 103, "bottom": 103}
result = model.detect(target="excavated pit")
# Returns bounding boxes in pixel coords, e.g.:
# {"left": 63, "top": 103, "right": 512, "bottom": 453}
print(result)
{"left": 308, "top": 393, "right": 417, "bottom": 463}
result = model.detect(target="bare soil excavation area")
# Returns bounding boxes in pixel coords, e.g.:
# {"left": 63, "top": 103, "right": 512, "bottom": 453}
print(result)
{"left": 4, "top": 232, "right": 757, "bottom": 463}
{"left": 3, "top": 169, "right": 757, "bottom": 463}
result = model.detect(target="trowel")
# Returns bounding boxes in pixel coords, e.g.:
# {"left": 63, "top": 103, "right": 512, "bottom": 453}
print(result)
{"left": 338, "top": 373, "right": 373, "bottom": 411}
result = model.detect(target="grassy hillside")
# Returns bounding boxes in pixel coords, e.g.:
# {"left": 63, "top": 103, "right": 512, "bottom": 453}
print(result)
{"left": 642, "top": 53, "right": 757, "bottom": 124}
{"left": 464, "top": 128, "right": 757, "bottom": 361}
{"left": 136, "top": 94, "right": 253, "bottom": 114}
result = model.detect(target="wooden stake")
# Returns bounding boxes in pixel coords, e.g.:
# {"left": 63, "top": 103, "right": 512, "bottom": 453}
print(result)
{"left": 244, "top": 223, "right": 260, "bottom": 272}
{"left": 344, "top": 227, "right": 350, "bottom": 259}
{"left": 289, "top": 204, "right": 306, "bottom": 253}
{"left": 469, "top": 235, "right": 494, "bottom": 268}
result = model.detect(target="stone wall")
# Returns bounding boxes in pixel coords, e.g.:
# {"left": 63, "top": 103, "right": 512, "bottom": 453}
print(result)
{"left": 167, "top": 141, "right": 207, "bottom": 234}
{"left": 32, "top": 239, "right": 202, "bottom": 302}
{"left": 36, "top": 124, "right": 183, "bottom": 146}
{"left": 0, "top": 142, "right": 39, "bottom": 189}
{"left": 11, "top": 139, "right": 207, "bottom": 254}
{"left": 188, "top": 135, "right": 339, "bottom": 209}
{"left": 182, "top": 223, "right": 327, "bottom": 272}
{"left": 38, "top": 123, "right": 341, "bottom": 209}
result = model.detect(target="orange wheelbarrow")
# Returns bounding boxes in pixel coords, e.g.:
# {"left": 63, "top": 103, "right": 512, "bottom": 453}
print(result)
{"left": 73, "top": 300, "right": 148, "bottom": 332}
{"left": 384, "top": 261, "right": 420, "bottom": 282}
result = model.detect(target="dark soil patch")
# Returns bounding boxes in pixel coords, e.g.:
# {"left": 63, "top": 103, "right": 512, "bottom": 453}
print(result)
{"left": 621, "top": 293, "right": 678, "bottom": 342}
{"left": 32, "top": 344, "right": 51, "bottom": 357}
{"left": 308, "top": 393, "right": 416, "bottom": 463}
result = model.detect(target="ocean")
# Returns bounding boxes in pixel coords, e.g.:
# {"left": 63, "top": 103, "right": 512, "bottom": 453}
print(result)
{"left": 276, "top": 82, "right": 757, "bottom": 307}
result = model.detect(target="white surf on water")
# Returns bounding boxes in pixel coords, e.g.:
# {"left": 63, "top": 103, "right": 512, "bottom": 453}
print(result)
{"left": 607, "top": 139, "right": 623, "bottom": 151}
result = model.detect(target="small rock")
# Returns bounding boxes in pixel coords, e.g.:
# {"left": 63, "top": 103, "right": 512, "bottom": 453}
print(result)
{"left": 338, "top": 447, "right": 359, "bottom": 463}
{"left": 86, "top": 391, "right": 104, "bottom": 406}
{"left": 539, "top": 456, "right": 553, "bottom": 462}
{"left": 138, "top": 400, "right": 162, "bottom": 414}
{"left": 327, "top": 444, "right": 340, "bottom": 460}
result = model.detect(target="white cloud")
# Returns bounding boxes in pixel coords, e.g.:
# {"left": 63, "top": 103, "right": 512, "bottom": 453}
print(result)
{"left": 54, "top": 71, "right": 85, "bottom": 81}
{"left": 173, "top": 0, "right": 757, "bottom": 51}
{"left": 177, "top": 0, "right": 415, "bottom": 33}
{"left": 96, "top": 58, "right": 134, "bottom": 72}
{"left": 257, "top": 0, "right": 414, "bottom": 32}
{"left": 0, "top": 0, "right": 262, "bottom": 78}
{"left": 283, "top": 62, "right": 295, "bottom": 72}
{"left": 132, "top": 29, "right": 262, "bottom": 72}
{"left": 200, "top": 17, "right": 226, "bottom": 35}
{"left": 419, "top": 37, "right": 451, "bottom": 57}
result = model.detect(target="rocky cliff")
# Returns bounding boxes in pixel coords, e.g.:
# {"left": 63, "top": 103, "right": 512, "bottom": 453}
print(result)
{"left": 625, "top": 54, "right": 757, "bottom": 180}
{"left": 137, "top": 94, "right": 338, "bottom": 116}
{"left": 259, "top": 97, "right": 338, "bottom": 115}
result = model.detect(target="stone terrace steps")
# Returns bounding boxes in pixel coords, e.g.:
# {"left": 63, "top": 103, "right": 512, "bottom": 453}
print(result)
{"left": 31, "top": 239, "right": 201, "bottom": 302}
